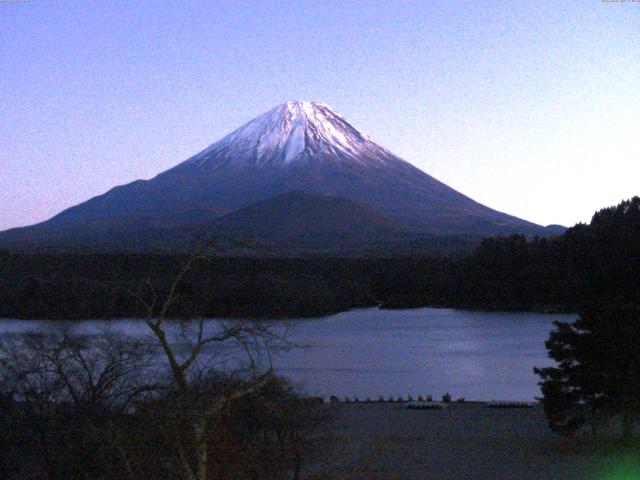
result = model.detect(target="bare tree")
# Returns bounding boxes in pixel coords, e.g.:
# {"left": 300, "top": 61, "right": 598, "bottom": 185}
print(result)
{"left": 127, "top": 245, "right": 289, "bottom": 480}
{"left": 0, "top": 245, "right": 327, "bottom": 480}
{"left": 0, "top": 326, "right": 157, "bottom": 479}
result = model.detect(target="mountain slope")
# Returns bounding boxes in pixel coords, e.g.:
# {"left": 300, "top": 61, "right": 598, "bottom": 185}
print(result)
{"left": 203, "top": 191, "right": 485, "bottom": 256}
{"left": 211, "top": 191, "right": 407, "bottom": 239}
{"left": 0, "top": 100, "right": 561, "bottom": 252}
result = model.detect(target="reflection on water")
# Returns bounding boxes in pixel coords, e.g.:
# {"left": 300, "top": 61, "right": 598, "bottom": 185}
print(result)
{"left": 0, "top": 307, "right": 575, "bottom": 401}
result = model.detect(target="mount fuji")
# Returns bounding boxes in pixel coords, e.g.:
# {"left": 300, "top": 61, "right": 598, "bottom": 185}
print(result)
{"left": 0, "top": 101, "right": 561, "bottom": 253}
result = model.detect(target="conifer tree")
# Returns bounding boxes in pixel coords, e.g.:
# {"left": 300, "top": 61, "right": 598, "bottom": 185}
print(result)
{"left": 535, "top": 305, "right": 640, "bottom": 441}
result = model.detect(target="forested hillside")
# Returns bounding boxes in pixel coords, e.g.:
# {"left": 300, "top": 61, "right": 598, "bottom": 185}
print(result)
{"left": 0, "top": 197, "right": 637, "bottom": 319}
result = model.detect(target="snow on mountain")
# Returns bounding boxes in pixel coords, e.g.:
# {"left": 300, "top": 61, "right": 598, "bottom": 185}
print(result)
{"left": 185, "top": 100, "right": 398, "bottom": 168}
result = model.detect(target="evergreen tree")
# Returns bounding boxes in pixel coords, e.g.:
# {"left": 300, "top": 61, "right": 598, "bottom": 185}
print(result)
{"left": 535, "top": 305, "right": 640, "bottom": 441}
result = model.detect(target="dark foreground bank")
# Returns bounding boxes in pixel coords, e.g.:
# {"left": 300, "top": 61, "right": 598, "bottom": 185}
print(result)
{"left": 305, "top": 403, "right": 634, "bottom": 480}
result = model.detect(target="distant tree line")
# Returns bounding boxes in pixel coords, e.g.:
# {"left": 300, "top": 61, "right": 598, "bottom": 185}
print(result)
{"left": 457, "top": 196, "right": 640, "bottom": 310}
{"left": 0, "top": 197, "right": 638, "bottom": 319}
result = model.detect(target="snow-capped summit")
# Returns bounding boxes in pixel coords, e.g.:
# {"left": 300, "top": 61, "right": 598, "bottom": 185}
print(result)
{"left": 187, "top": 100, "right": 395, "bottom": 168}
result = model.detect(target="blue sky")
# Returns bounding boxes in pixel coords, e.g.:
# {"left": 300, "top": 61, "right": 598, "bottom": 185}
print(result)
{"left": 1, "top": 0, "right": 638, "bottom": 230}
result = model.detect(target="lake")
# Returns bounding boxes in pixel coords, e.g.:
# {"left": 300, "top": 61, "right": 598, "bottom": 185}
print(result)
{"left": 0, "top": 307, "right": 576, "bottom": 401}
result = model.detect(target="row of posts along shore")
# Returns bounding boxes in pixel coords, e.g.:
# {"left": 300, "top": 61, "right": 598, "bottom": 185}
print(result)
{"left": 308, "top": 393, "right": 464, "bottom": 404}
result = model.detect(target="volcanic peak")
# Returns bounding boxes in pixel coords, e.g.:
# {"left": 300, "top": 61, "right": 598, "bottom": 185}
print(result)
{"left": 186, "top": 100, "right": 392, "bottom": 168}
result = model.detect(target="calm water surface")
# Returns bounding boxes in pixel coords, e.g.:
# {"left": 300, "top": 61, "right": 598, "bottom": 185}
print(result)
{"left": 0, "top": 308, "right": 576, "bottom": 401}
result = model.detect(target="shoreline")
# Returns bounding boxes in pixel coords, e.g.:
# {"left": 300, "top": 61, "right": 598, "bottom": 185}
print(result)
{"left": 0, "top": 303, "right": 577, "bottom": 322}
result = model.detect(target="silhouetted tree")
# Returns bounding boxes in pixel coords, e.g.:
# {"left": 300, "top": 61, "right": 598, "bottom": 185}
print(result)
{"left": 535, "top": 304, "right": 640, "bottom": 442}
{"left": 0, "top": 327, "right": 157, "bottom": 479}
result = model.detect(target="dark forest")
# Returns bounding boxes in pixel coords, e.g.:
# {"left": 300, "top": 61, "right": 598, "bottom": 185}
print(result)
{"left": 1, "top": 197, "right": 638, "bottom": 320}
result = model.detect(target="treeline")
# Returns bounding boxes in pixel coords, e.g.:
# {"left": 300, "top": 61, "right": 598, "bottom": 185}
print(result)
{"left": 0, "top": 253, "right": 454, "bottom": 319}
{"left": 453, "top": 196, "right": 640, "bottom": 310}
{"left": 0, "top": 197, "right": 638, "bottom": 319}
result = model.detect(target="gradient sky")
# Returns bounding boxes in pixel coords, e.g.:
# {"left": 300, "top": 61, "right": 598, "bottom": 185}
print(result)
{"left": 1, "top": 0, "right": 639, "bottom": 231}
